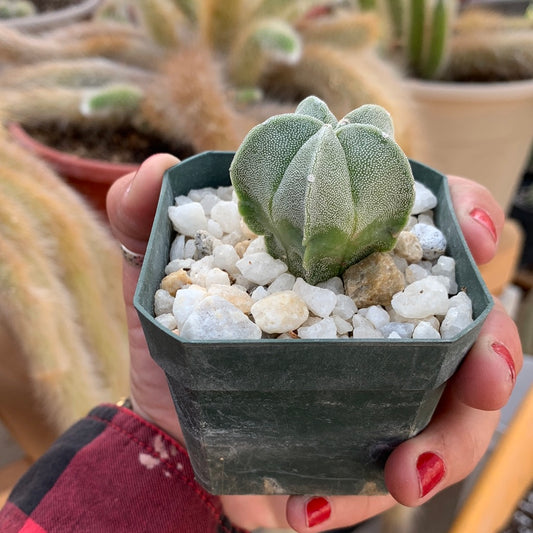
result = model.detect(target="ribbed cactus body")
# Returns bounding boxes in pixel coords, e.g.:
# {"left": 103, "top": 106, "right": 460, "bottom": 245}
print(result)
{"left": 230, "top": 96, "right": 414, "bottom": 285}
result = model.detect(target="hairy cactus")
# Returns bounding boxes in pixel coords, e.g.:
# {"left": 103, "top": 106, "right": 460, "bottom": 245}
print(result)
{"left": 230, "top": 96, "right": 415, "bottom": 285}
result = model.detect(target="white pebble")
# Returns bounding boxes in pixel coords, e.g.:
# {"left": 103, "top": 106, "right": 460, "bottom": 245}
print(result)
{"left": 333, "top": 294, "right": 358, "bottom": 320}
{"left": 352, "top": 315, "right": 384, "bottom": 338}
{"left": 169, "top": 234, "right": 186, "bottom": 261}
{"left": 298, "top": 317, "right": 338, "bottom": 339}
{"left": 208, "top": 284, "right": 253, "bottom": 313}
{"left": 168, "top": 203, "right": 207, "bottom": 237}
{"left": 405, "top": 263, "right": 429, "bottom": 284}
{"left": 165, "top": 258, "right": 194, "bottom": 275}
{"left": 411, "top": 181, "right": 438, "bottom": 215}
{"left": 155, "top": 313, "right": 177, "bottom": 330}
{"left": 293, "top": 278, "right": 337, "bottom": 318}
{"left": 216, "top": 186, "right": 233, "bottom": 200}
{"left": 333, "top": 315, "right": 353, "bottom": 335}
{"left": 244, "top": 236, "right": 267, "bottom": 256}
{"left": 180, "top": 296, "right": 261, "bottom": 340}
{"left": 251, "top": 291, "right": 309, "bottom": 333}
{"left": 188, "top": 186, "right": 215, "bottom": 202}
{"left": 381, "top": 322, "right": 414, "bottom": 339}
{"left": 251, "top": 286, "right": 268, "bottom": 301}
{"left": 200, "top": 192, "right": 220, "bottom": 215}
{"left": 365, "top": 305, "right": 390, "bottom": 329}
{"left": 388, "top": 331, "right": 402, "bottom": 339}
{"left": 213, "top": 244, "right": 240, "bottom": 276}
{"left": 236, "top": 252, "right": 288, "bottom": 285}
{"left": 432, "top": 256, "right": 458, "bottom": 294}
{"left": 207, "top": 219, "right": 224, "bottom": 239}
{"left": 267, "top": 273, "right": 296, "bottom": 294}
{"left": 205, "top": 268, "right": 230, "bottom": 288}
{"left": 448, "top": 291, "right": 473, "bottom": 314}
{"left": 411, "top": 223, "right": 447, "bottom": 260}
{"left": 391, "top": 277, "right": 449, "bottom": 318}
{"left": 175, "top": 194, "right": 193, "bottom": 206}
{"left": 210, "top": 201, "right": 241, "bottom": 234}
{"left": 440, "top": 306, "right": 473, "bottom": 339}
{"left": 316, "top": 277, "right": 344, "bottom": 295}
{"left": 154, "top": 289, "right": 174, "bottom": 316}
{"left": 413, "top": 321, "right": 441, "bottom": 339}
{"left": 184, "top": 239, "right": 196, "bottom": 259}
{"left": 172, "top": 285, "right": 207, "bottom": 330}
{"left": 189, "top": 255, "right": 214, "bottom": 286}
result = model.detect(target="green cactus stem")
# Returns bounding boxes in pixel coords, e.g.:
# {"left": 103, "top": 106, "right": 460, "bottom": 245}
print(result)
{"left": 230, "top": 96, "right": 415, "bottom": 285}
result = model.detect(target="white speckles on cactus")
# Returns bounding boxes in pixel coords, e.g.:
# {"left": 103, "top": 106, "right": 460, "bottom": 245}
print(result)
{"left": 230, "top": 96, "right": 415, "bottom": 285}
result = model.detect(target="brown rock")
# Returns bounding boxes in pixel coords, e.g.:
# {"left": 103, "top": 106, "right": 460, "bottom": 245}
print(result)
{"left": 342, "top": 253, "right": 405, "bottom": 308}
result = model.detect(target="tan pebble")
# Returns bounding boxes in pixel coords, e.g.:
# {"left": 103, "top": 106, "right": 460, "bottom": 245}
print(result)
{"left": 343, "top": 253, "right": 405, "bottom": 308}
{"left": 208, "top": 284, "right": 253, "bottom": 313}
{"left": 160, "top": 269, "right": 192, "bottom": 296}
{"left": 234, "top": 239, "right": 252, "bottom": 258}
{"left": 394, "top": 231, "right": 423, "bottom": 263}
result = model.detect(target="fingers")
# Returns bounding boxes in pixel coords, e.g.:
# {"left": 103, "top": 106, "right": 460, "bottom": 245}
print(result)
{"left": 449, "top": 299, "right": 523, "bottom": 411}
{"left": 385, "top": 387, "right": 500, "bottom": 507}
{"left": 286, "top": 493, "right": 395, "bottom": 532}
{"left": 106, "top": 153, "right": 180, "bottom": 255}
{"left": 447, "top": 175, "right": 505, "bottom": 265}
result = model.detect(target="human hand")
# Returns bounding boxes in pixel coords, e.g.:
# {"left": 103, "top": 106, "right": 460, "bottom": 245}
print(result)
{"left": 106, "top": 157, "right": 522, "bottom": 532}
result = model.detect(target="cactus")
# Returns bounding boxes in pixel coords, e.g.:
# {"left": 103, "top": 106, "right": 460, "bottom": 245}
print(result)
{"left": 378, "top": 0, "right": 458, "bottom": 80}
{"left": 230, "top": 96, "right": 415, "bottom": 285}
{"left": 0, "top": 0, "right": 36, "bottom": 18}
{"left": 443, "top": 9, "right": 533, "bottom": 82}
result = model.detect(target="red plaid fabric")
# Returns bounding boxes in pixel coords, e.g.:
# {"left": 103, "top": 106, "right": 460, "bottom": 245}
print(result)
{"left": 0, "top": 404, "right": 249, "bottom": 533}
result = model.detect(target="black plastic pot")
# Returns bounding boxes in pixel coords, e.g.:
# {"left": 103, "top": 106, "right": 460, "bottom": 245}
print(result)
{"left": 134, "top": 152, "right": 493, "bottom": 495}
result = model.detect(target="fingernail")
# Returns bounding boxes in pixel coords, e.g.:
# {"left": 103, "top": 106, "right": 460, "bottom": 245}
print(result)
{"left": 417, "top": 452, "right": 445, "bottom": 498}
{"left": 125, "top": 168, "right": 141, "bottom": 198}
{"left": 470, "top": 207, "right": 497, "bottom": 243}
{"left": 306, "top": 496, "right": 331, "bottom": 528}
{"left": 492, "top": 342, "right": 516, "bottom": 384}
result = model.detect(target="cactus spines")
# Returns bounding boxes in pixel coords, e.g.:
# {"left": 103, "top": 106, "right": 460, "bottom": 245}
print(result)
{"left": 230, "top": 96, "right": 415, "bottom": 285}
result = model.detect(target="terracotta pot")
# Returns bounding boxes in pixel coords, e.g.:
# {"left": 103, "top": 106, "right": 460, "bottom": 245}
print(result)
{"left": 0, "top": 0, "right": 101, "bottom": 33}
{"left": 406, "top": 78, "right": 533, "bottom": 214}
{"left": 9, "top": 122, "right": 138, "bottom": 217}
{"left": 134, "top": 151, "right": 493, "bottom": 495}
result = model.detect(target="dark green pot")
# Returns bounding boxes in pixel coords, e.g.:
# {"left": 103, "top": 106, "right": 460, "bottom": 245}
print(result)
{"left": 134, "top": 152, "right": 493, "bottom": 495}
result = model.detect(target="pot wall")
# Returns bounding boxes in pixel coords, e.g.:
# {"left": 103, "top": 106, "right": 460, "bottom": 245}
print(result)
{"left": 407, "top": 78, "right": 533, "bottom": 214}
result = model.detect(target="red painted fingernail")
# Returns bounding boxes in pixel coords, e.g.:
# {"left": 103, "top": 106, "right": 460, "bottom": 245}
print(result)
{"left": 470, "top": 207, "right": 497, "bottom": 243}
{"left": 417, "top": 452, "right": 445, "bottom": 498}
{"left": 306, "top": 496, "right": 331, "bottom": 528}
{"left": 492, "top": 342, "right": 516, "bottom": 384}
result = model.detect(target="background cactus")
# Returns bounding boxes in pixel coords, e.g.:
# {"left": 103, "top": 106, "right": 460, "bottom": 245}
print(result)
{"left": 374, "top": 0, "right": 533, "bottom": 81}
{"left": 230, "top": 96, "right": 415, "bottom": 285}
{"left": 377, "top": 0, "right": 458, "bottom": 80}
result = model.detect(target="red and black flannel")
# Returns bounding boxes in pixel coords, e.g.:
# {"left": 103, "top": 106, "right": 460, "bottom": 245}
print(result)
{"left": 0, "top": 404, "right": 249, "bottom": 533}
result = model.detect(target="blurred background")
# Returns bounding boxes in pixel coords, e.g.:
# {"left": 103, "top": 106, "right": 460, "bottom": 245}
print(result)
{"left": 0, "top": 0, "right": 532, "bottom": 531}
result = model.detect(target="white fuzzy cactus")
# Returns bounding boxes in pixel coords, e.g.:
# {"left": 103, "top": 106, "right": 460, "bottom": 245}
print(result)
{"left": 230, "top": 96, "right": 415, "bottom": 285}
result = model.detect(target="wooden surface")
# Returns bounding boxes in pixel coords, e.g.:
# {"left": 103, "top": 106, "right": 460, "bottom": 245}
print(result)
{"left": 450, "top": 384, "right": 533, "bottom": 533}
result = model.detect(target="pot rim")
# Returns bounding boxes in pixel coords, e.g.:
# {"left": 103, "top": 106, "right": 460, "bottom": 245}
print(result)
{"left": 0, "top": 0, "right": 101, "bottom": 31}
{"left": 405, "top": 77, "right": 533, "bottom": 103}
{"left": 8, "top": 122, "right": 139, "bottom": 183}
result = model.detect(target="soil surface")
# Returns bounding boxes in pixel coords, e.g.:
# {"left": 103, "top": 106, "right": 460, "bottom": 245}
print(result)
{"left": 23, "top": 122, "right": 195, "bottom": 164}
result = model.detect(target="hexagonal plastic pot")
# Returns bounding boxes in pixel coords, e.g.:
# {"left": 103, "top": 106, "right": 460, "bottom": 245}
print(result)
{"left": 134, "top": 151, "right": 493, "bottom": 495}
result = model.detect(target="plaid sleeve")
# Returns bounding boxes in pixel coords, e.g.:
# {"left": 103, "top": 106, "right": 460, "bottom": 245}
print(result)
{"left": 0, "top": 404, "right": 249, "bottom": 533}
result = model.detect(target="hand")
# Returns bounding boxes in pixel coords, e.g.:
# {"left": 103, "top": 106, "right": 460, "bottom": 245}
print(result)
{"left": 107, "top": 157, "right": 523, "bottom": 532}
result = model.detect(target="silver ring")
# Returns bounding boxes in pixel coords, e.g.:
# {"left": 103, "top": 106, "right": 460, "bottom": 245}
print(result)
{"left": 120, "top": 244, "right": 145, "bottom": 267}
